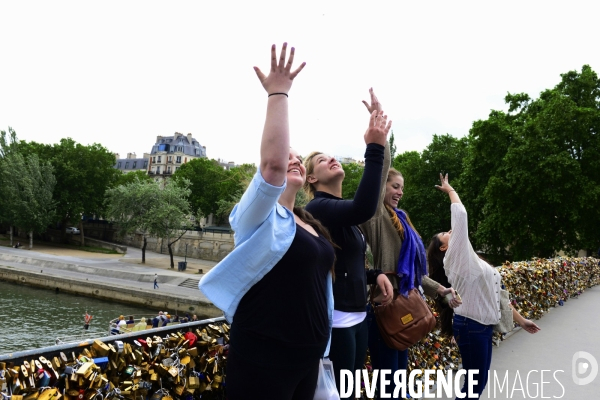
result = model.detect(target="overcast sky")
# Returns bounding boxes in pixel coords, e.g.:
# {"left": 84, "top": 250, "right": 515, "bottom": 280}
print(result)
{"left": 1, "top": 1, "right": 599, "bottom": 166}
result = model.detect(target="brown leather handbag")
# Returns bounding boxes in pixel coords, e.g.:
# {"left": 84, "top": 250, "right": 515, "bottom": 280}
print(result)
{"left": 370, "top": 273, "right": 437, "bottom": 351}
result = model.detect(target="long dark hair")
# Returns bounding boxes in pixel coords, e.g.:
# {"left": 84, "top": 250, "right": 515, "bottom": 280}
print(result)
{"left": 294, "top": 206, "right": 337, "bottom": 277}
{"left": 427, "top": 233, "right": 453, "bottom": 337}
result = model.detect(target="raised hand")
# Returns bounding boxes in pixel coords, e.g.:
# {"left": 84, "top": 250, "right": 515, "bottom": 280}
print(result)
{"left": 254, "top": 43, "right": 306, "bottom": 95}
{"left": 364, "top": 110, "right": 392, "bottom": 146}
{"left": 362, "top": 87, "right": 383, "bottom": 114}
{"left": 435, "top": 173, "right": 455, "bottom": 194}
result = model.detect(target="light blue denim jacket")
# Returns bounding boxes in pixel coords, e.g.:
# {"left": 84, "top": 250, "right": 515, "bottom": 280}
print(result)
{"left": 198, "top": 168, "right": 333, "bottom": 356}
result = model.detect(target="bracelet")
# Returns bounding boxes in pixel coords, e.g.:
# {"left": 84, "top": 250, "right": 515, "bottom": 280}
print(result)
{"left": 268, "top": 92, "right": 288, "bottom": 97}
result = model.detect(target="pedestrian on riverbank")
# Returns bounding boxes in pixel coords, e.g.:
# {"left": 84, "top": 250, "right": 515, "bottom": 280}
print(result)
{"left": 153, "top": 273, "right": 158, "bottom": 289}
{"left": 428, "top": 173, "right": 540, "bottom": 398}
{"left": 199, "top": 43, "right": 336, "bottom": 399}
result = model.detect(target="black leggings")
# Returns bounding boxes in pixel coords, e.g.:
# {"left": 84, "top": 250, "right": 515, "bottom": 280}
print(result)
{"left": 328, "top": 318, "right": 368, "bottom": 394}
{"left": 226, "top": 343, "right": 321, "bottom": 400}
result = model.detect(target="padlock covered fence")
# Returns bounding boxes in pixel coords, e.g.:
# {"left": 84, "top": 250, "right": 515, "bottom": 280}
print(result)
{"left": 404, "top": 257, "right": 599, "bottom": 385}
{"left": 0, "top": 257, "right": 598, "bottom": 399}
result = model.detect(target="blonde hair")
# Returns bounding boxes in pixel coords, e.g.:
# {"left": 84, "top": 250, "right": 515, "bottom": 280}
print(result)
{"left": 387, "top": 168, "right": 403, "bottom": 182}
{"left": 302, "top": 151, "right": 323, "bottom": 199}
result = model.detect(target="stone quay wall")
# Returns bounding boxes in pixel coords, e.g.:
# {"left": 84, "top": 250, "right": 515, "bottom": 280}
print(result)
{"left": 0, "top": 265, "right": 221, "bottom": 318}
{"left": 81, "top": 222, "right": 235, "bottom": 262}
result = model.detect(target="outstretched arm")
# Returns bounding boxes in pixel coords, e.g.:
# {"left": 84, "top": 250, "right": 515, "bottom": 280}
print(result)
{"left": 512, "top": 307, "right": 541, "bottom": 334}
{"left": 255, "top": 43, "right": 305, "bottom": 186}
{"left": 363, "top": 88, "right": 390, "bottom": 218}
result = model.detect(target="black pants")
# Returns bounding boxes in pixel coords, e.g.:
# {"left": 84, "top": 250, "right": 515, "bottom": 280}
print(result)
{"left": 226, "top": 342, "right": 321, "bottom": 400}
{"left": 329, "top": 318, "right": 368, "bottom": 396}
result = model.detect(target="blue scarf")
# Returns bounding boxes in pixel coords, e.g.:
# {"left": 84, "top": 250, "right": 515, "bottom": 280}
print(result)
{"left": 395, "top": 208, "right": 428, "bottom": 297}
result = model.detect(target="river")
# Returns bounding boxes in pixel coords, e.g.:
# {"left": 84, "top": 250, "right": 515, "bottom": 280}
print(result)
{"left": 0, "top": 280, "right": 158, "bottom": 355}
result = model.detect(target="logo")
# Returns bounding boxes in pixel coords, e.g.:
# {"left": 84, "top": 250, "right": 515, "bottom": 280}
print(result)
{"left": 571, "top": 351, "right": 598, "bottom": 386}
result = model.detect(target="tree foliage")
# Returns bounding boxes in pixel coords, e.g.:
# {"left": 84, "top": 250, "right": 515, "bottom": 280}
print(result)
{"left": 19, "top": 138, "right": 120, "bottom": 240}
{"left": 0, "top": 128, "right": 56, "bottom": 248}
{"left": 113, "top": 170, "right": 153, "bottom": 187}
{"left": 341, "top": 162, "right": 365, "bottom": 200}
{"left": 105, "top": 178, "right": 192, "bottom": 264}
{"left": 464, "top": 65, "right": 600, "bottom": 259}
{"left": 394, "top": 135, "right": 468, "bottom": 244}
{"left": 173, "top": 159, "right": 255, "bottom": 224}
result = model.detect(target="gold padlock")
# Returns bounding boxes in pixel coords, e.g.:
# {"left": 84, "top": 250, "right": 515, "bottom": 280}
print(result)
{"left": 211, "top": 374, "right": 222, "bottom": 389}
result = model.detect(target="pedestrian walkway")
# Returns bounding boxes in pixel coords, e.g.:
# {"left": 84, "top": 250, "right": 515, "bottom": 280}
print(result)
{"left": 433, "top": 285, "right": 599, "bottom": 399}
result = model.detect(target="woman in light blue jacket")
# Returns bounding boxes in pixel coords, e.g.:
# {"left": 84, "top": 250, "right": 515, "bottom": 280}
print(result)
{"left": 199, "top": 43, "right": 336, "bottom": 400}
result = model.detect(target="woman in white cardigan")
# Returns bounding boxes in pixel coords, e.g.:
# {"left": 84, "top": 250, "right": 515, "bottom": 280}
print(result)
{"left": 427, "top": 173, "right": 540, "bottom": 398}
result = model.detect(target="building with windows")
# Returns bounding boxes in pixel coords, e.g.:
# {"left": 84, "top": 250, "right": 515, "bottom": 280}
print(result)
{"left": 114, "top": 153, "right": 149, "bottom": 173}
{"left": 114, "top": 132, "right": 208, "bottom": 181}
{"left": 147, "top": 132, "right": 207, "bottom": 181}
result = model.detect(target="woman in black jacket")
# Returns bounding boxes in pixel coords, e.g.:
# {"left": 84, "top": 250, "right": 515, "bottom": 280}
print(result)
{"left": 304, "top": 93, "right": 393, "bottom": 391}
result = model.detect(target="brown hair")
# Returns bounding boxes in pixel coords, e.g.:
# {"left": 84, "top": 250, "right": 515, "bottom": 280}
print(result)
{"left": 302, "top": 151, "right": 322, "bottom": 199}
{"left": 384, "top": 169, "right": 418, "bottom": 240}
{"left": 294, "top": 206, "right": 338, "bottom": 278}
{"left": 427, "top": 233, "right": 453, "bottom": 337}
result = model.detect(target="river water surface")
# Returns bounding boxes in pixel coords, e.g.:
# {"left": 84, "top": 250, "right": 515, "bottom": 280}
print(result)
{"left": 0, "top": 280, "right": 158, "bottom": 355}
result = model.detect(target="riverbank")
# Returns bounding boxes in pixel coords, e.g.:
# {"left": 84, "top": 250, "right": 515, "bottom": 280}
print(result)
{"left": 0, "top": 245, "right": 222, "bottom": 318}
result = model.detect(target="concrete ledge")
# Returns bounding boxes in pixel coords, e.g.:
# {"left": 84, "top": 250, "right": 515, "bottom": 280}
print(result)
{"left": 0, "top": 253, "right": 180, "bottom": 283}
{"left": 0, "top": 265, "right": 222, "bottom": 318}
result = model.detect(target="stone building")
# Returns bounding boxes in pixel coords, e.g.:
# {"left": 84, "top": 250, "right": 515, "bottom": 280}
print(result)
{"left": 114, "top": 132, "right": 208, "bottom": 181}
{"left": 148, "top": 132, "right": 207, "bottom": 181}
{"left": 113, "top": 152, "right": 149, "bottom": 173}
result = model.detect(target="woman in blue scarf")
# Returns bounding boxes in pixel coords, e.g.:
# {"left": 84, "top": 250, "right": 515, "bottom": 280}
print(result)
{"left": 359, "top": 90, "right": 461, "bottom": 398}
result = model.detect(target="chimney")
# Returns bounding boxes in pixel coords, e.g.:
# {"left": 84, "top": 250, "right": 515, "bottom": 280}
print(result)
{"left": 156, "top": 135, "right": 162, "bottom": 143}
{"left": 127, "top": 152, "right": 137, "bottom": 159}
{"left": 187, "top": 133, "right": 193, "bottom": 143}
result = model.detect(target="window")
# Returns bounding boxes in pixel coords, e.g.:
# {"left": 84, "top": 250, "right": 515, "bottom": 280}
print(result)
{"left": 143, "top": 161, "right": 148, "bottom": 168}
{"left": 168, "top": 156, "right": 172, "bottom": 162}
{"left": 156, "top": 166, "right": 161, "bottom": 174}
{"left": 125, "top": 162, "right": 129, "bottom": 169}
{"left": 132, "top": 161, "right": 137, "bottom": 168}
{"left": 157, "top": 156, "right": 162, "bottom": 163}
{"left": 167, "top": 166, "right": 171, "bottom": 173}
{"left": 117, "top": 162, "right": 121, "bottom": 168}
{"left": 176, "top": 156, "right": 181, "bottom": 163}
{"left": 152, "top": 157, "right": 156, "bottom": 163}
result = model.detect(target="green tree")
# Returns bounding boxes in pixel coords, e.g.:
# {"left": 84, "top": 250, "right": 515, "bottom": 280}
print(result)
{"left": 113, "top": 170, "right": 153, "bottom": 187}
{"left": 20, "top": 138, "right": 120, "bottom": 245}
{"left": 0, "top": 128, "right": 56, "bottom": 249}
{"left": 470, "top": 65, "right": 600, "bottom": 259}
{"left": 389, "top": 130, "right": 397, "bottom": 160}
{"left": 394, "top": 134, "right": 468, "bottom": 243}
{"left": 105, "top": 178, "right": 162, "bottom": 263}
{"left": 0, "top": 127, "right": 20, "bottom": 245}
{"left": 341, "top": 162, "right": 365, "bottom": 200}
{"left": 148, "top": 179, "right": 192, "bottom": 268}
{"left": 0, "top": 153, "right": 56, "bottom": 249}
{"left": 172, "top": 158, "right": 229, "bottom": 223}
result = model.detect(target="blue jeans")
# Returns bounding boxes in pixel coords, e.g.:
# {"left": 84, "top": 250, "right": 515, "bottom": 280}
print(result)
{"left": 366, "top": 304, "right": 408, "bottom": 399}
{"left": 453, "top": 315, "right": 493, "bottom": 399}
